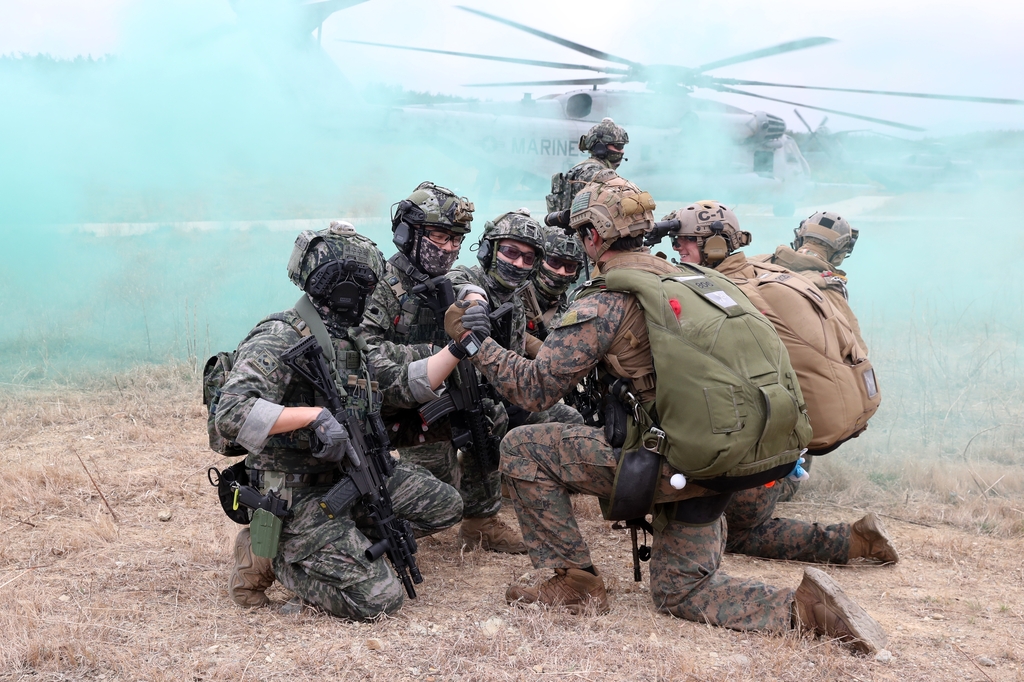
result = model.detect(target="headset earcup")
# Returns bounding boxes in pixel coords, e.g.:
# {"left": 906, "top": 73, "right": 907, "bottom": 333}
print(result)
{"left": 393, "top": 222, "right": 412, "bottom": 252}
{"left": 476, "top": 240, "right": 492, "bottom": 268}
{"left": 703, "top": 235, "right": 729, "bottom": 265}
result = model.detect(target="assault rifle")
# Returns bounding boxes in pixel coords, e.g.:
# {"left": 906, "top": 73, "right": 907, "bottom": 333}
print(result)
{"left": 412, "top": 276, "right": 506, "bottom": 498}
{"left": 281, "top": 335, "right": 422, "bottom": 599}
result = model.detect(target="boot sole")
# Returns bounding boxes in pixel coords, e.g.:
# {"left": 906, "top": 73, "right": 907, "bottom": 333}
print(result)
{"left": 804, "top": 567, "right": 888, "bottom": 654}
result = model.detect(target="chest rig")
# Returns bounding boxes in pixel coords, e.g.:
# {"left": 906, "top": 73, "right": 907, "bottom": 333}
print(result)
{"left": 386, "top": 254, "right": 449, "bottom": 347}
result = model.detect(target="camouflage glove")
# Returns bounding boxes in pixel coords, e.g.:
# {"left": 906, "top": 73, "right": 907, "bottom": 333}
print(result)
{"left": 445, "top": 300, "right": 490, "bottom": 342}
{"left": 309, "top": 408, "right": 350, "bottom": 463}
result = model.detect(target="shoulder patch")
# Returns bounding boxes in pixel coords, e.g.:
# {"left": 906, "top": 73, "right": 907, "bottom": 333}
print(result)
{"left": 252, "top": 350, "right": 279, "bottom": 378}
{"left": 555, "top": 308, "right": 597, "bottom": 329}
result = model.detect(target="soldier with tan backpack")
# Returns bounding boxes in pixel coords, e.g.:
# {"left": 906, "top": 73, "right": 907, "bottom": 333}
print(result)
{"left": 656, "top": 200, "right": 897, "bottom": 566}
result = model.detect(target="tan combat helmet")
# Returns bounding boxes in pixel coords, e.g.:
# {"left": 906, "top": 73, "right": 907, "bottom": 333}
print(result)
{"left": 569, "top": 169, "right": 656, "bottom": 257}
{"left": 663, "top": 200, "right": 751, "bottom": 267}
{"left": 793, "top": 211, "right": 858, "bottom": 267}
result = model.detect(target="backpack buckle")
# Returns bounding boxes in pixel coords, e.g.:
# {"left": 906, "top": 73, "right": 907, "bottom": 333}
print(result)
{"left": 642, "top": 427, "right": 665, "bottom": 453}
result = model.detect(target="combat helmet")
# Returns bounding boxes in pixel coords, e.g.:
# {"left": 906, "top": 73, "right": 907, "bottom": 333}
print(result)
{"left": 579, "top": 117, "right": 629, "bottom": 155}
{"left": 392, "top": 181, "right": 474, "bottom": 248}
{"left": 569, "top": 170, "right": 656, "bottom": 257}
{"left": 534, "top": 227, "right": 586, "bottom": 300}
{"left": 287, "top": 221, "right": 383, "bottom": 326}
{"left": 476, "top": 208, "right": 546, "bottom": 268}
{"left": 793, "top": 211, "right": 858, "bottom": 267}
{"left": 663, "top": 200, "right": 751, "bottom": 267}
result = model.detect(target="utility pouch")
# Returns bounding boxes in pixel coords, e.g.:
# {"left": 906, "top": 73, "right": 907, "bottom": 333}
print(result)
{"left": 605, "top": 430, "right": 664, "bottom": 521}
{"left": 319, "top": 476, "right": 361, "bottom": 520}
{"left": 249, "top": 508, "right": 283, "bottom": 559}
{"left": 208, "top": 461, "right": 251, "bottom": 525}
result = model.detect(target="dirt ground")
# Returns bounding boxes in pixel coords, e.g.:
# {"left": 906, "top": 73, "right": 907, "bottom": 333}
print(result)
{"left": 2, "top": 366, "right": 1023, "bottom": 681}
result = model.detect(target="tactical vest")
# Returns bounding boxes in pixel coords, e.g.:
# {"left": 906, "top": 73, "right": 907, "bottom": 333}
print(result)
{"left": 203, "top": 300, "right": 377, "bottom": 470}
{"left": 385, "top": 273, "right": 449, "bottom": 347}
{"left": 580, "top": 253, "right": 811, "bottom": 481}
{"left": 721, "top": 255, "right": 880, "bottom": 452}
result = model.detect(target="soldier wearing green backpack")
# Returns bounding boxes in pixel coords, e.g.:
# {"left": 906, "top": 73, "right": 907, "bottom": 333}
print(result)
{"left": 443, "top": 172, "right": 888, "bottom": 654}
{"left": 659, "top": 201, "right": 897, "bottom": 568}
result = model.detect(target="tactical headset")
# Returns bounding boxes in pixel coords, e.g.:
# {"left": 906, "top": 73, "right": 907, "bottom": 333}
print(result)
{"left": 391, "top": 199, "right": 428, "bottom": 254}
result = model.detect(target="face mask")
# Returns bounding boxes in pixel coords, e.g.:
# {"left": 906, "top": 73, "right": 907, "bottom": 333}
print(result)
{"left": 417, "top": 235, "right": 459, "bottom": 276}
{"left": 605, "top": 151, "right": 624, "bottom": 165}
{"left": 491, "top": 257, "right": 532, "bottom": 291}
{"left": 534, "top": 266, "right": 577, "bottom": 300}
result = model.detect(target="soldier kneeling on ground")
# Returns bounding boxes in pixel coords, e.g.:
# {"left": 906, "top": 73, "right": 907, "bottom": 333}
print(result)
{"left": 209, "top": 223, "right": 462, "bottom": 619}
{"left": 656, "top": 201, "right": 896, "bottom": 567}
{"left": 444, "top": 173, "right": 889, "bottom": 654}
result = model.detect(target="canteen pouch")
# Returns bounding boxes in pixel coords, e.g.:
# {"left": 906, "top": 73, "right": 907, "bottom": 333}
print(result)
{"left": 249, "top": 508, "right": 283, "bottom": 559}
{"left": 606, "top": 438, "right": 661, "bottom": 521}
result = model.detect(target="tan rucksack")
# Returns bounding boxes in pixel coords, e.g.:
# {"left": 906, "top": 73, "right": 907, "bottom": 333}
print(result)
{"left": 727, "top": 259, "right": 879, "bottom": 451}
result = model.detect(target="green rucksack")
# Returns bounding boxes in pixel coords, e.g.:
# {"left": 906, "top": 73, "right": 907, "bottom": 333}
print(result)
{"left": 598, "top": 261, "right": 812, "bottom": 482}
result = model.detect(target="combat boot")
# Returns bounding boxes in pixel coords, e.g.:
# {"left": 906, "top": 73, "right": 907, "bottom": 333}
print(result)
{"left": 506, "top": 568, "right": 610, "bottom": 615}
{"left": 228, "top": 528, "right": 275, "bottom": 608}
{"left": 459, "top": 515, "right": 527, "bottom": 554}
{"left": 848, "top": 513, "right": 899, "bottom": 563}
{"left": 793, "top": 567, "right": 887, "bottom": 654}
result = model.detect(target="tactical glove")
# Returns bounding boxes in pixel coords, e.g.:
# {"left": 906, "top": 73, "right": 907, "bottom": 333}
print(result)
{"left": 445, "top": 299, "right": 491, "bottom": 342}
{"left": 309, "top": 408, "right": 350, "bottom": 463}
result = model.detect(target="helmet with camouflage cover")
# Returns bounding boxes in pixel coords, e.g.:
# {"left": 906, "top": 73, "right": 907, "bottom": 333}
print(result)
{"left": 792, "top": 211, "right": 858, "bottom": 267}
{"left": 287, "top": 221, "right": 384, "bottom": 330}
{"left": 392, "top": 181, "right": 475, "bottom": 276}
{"left": 569, "top": 170, "right": 656, "bottom": 258}
{"left": 663, "top": 200, "right": 751, "bottom": 267}
{"left": 533, "top": 227, "right": 586, "bottom": 300}
{"left": 477, "top": 208, "right": 546, "bottom": 291}
{"left": 579, "top": 117, "right": 629, "bottom": 153}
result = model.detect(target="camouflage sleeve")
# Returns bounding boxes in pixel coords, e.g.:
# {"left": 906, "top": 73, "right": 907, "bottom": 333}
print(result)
{"left": 370, "top": 339, "right": 445, "bottom": 410}
{"left": 470, "top": 291, "right": 627, "bottom": 412}
{"left": 446, "top": 265, "right": 486, "bottom": 298}
{"left": 214, "top": 320, "right": 303, "bottom": 454}
{"left": 359, "top": 275, "right": 441, "bottom": 409}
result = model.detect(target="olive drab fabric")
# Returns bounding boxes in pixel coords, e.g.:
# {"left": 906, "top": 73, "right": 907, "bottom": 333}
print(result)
{"left": 583, "top": 253, "right": 811, "bottom": 480}
{"left": 718, "top": 254, "right": 880, "bottom": 451}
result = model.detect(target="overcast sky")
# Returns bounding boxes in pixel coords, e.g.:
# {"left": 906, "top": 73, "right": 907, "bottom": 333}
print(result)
{"left": 3, "top": 0, "right": 1023, "bottom": 135}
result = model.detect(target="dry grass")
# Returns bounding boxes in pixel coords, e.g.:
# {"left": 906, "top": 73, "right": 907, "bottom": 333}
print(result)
{"left": 2, "top": 365, "right": 1023, "bottom": 681}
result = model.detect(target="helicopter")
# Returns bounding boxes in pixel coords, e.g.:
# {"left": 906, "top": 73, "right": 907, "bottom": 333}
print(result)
{"left": 342, "top": 6, "right": 1024, "bottom": 216}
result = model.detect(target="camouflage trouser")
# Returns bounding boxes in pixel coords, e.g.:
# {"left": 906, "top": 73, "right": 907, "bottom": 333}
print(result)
{"left": 500, "top": 423, "right": 794, "bottom": 632}
{"left": 273, "top": 461, "right": 461, "bottom": 621}
{"left": 400, "top": 440, "right": 501, "bottom": 519}
{"left": 775, "top": 454, "right": 815, "bottom": 502}
{"left": 724, "top": 481, "right": 850, "bottom": 563}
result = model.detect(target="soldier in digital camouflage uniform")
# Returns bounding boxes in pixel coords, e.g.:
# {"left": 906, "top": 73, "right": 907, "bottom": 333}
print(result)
{"left": 546, "top": 118, "right": 629, "bottom": 213}
{"left": 214, "top": 222, "right": 462, "bottom": 619}
{"left": 448, "top": 209, "right": 583, "bottom": 429}
{"left": 660, "top": 201, "right": 897, "bottom": 567}
{"left": 360, "top": 182, "right": 526, "bottom": 554}
{"left": 522, "top": 228, "right": 587, "bottom": 341}
{"left": 442, "top": 173, "right": 888, "bottom": 654}
{"left": 761, "top": 211, "right": 866, "bottom": 500}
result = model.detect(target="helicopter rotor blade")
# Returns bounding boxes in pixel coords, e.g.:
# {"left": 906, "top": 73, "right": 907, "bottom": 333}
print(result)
{"left": 708, "top": 78, "right": 1024, "bottom": 105}
{"left": 339, "top": 40, "right": 629, "bottom": 74}
{"left": 712, "top": 85, "right": 926, "bottom": 131}
{"left": 464, "top": 77, "right": 626, "bottom": 88}
{"left": 456, "top": 6, "right": 642, "bottom": 68}
{"left": 695, "top": 37, "right": 836, "bottom": 73}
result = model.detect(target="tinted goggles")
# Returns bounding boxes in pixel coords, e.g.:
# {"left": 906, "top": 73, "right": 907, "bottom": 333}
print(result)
{"left": 496, "top": 244, "right": 537, "bottom": 267}
{"left": 424, "top": 228, "right": 464, "bottom": 247}
{"left": 543, "top": 255, "right": 580, "bottom": 275}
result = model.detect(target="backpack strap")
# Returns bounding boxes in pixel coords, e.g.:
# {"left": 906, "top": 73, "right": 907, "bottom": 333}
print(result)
{"left": 294, "top": 295, "right": 336, "bottom": 364}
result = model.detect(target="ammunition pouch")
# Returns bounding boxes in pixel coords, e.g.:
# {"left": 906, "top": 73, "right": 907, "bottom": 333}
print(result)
{"left": 208, "top": 461, "right": 252, "bottom": 525}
